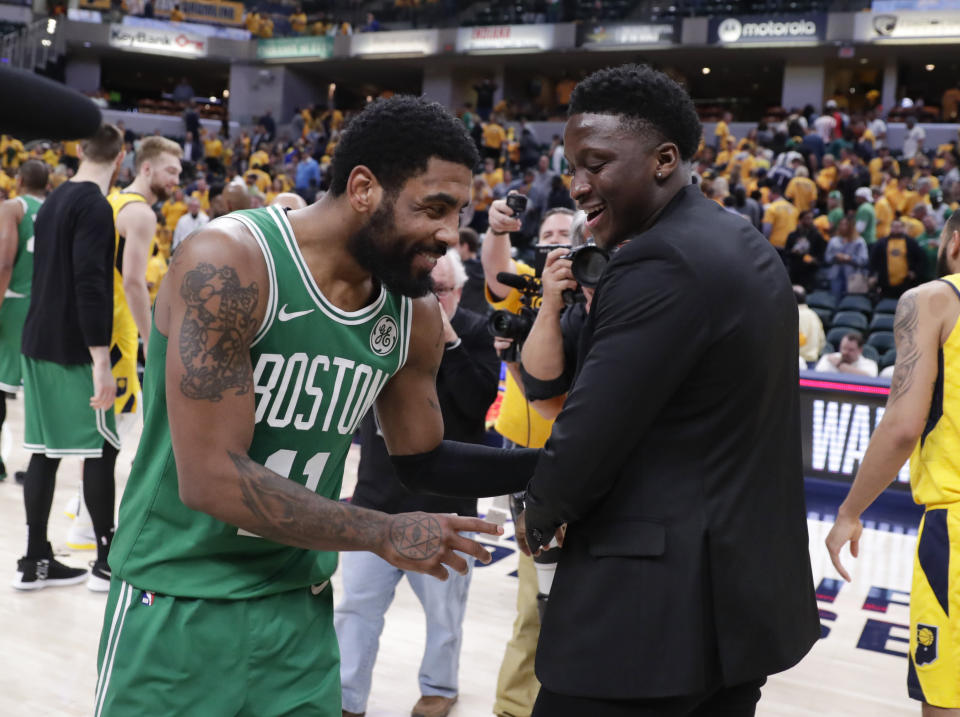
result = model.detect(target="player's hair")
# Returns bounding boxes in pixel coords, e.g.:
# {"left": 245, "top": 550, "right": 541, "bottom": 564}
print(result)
{"left": 17, "top": 159, "right": 49, "bottom": 193}
{"left": 80, "top": 123, "right": 124, "bottom": 165}
{"left": 944, "top": 206, "right": 960, "bottom": 241}
{"left": 135, "top": 136, "right": 183, "bottom": 173}
{"left": 568, "top": 64, "right": 703, "bottom": 162}
{"left": 328, "top": 96, "right": 479, "bottom": 197}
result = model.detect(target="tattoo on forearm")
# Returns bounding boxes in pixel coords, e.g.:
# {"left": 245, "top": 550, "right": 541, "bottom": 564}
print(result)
{"left": 389, "top": 514, "right": 442, "bottom": 560}
{"left": 888, "top": 293, "right": 920, "bottom": 405}
{"left": 228, "top": 451, "right": 385, "bottom": 550}
{"left": 179, "top": 263, "right": 259, "bottom": 401}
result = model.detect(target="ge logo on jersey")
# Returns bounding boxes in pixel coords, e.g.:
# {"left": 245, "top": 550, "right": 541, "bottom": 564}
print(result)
{"left": 370, "top": 316, "right": 398, "bottom": 356}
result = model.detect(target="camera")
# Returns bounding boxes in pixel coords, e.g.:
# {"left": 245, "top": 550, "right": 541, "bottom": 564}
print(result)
{"left": 565, "top": 245, "right": 609, "bottom": 289}
{"left": 487, "top": 271, "right": 541, "bottom": 362}
{"left": 505, "top": 193, "right": 527, "bottom": 216}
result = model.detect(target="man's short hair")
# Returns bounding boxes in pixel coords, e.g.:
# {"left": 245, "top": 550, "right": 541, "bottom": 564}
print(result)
{"left": 458, "top": 227, "right": 479, "bottom": 253}
{"left": 328, "top": 96, "right": 479, "bottom": 197}
{"left": 541, "top": 207, "right": 576, "bottom": 224}
{"left": 843, "top": 332, "right": 864, "bottom": 348}
{"left": 18, "top": 159, "right": 49, "bottom": 193}
{"left": 135, "top": 136, "right": 183, "bottom": 173}
{"left": 81, "top": 123, "right": 124, "bottom": 164}
{"left": 568, "top": 64, "right": 703, "bottom": 162}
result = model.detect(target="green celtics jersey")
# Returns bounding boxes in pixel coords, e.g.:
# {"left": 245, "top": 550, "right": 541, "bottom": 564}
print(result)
{"left": 110, "top": 205, "right": 413, "bottom": 599}
{"left": 9, "top": 194, "right": 40, "bottom": 297}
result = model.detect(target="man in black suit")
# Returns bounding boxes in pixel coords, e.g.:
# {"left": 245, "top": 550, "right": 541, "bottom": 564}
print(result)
{"left": 521, "top": 64, "right": 820, "bottom": 716}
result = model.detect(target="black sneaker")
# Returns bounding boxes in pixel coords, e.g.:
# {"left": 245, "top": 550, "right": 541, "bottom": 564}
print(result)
{"left": 12, "top": 555, "right": 88, "bottom": 590}
{"left": 0, "top": 459, "right": 6, "bottom": 481}
{"left": 87, "top": 560, "right": 111, "bottom": 593}
{"left": 13, "top": 471, "right": 25, "bottom": 485}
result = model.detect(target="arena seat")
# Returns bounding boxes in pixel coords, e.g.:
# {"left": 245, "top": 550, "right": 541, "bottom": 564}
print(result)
{"left": 807, "top": 291, "right": 837, "bottom": 312}
{"left": 880, "top": 348, "right": 897, "bottom": 371}
{"left": 861, "top": 345, "right": 880, "bottom": 364}
{"left": 869, "top": 314, "right": 895, "bottom": 333}
{"left": 875, "top": 297, "right": 899, "bottom": 315}
{"left": 831, "top": 311, "right": 869, "bottom": 332}
{"left": 867, "top": 331, "right": 896, "bottom": 353}
{"left": 837, "top": 294, "right": 873, "bottom": 316}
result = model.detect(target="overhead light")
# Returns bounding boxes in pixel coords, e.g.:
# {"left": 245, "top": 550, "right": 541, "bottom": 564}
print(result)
{"left": 46, "top": 19, "right": 56, "bottom": 34}
{"left": 83, "top": 41, "right": 91, "bottom": 48}
{"left": 366, "top": 95, "right": 373, "bottom": 103}
{"left": 849, "top": 87, "right": 856, "bottom": 94}
{"left": 701, "top": 67, "right": 711, "bottom": 75}
{"left": 859, "top": 58, "right": 868, "bottom": 64}
{"left": 40, "top": 38, "right": 51, "bottom": 47}
{"left": 926, "top": 64, "right": 936, "bottom": 71}
{"left": 328, "top": 83, "right": 336, "bottom": 95}
{"left": 208, "top": 96, "right": 216, "bottom": 102}
{"left": 222, "top": 89, "right": 229, "bottom": 98}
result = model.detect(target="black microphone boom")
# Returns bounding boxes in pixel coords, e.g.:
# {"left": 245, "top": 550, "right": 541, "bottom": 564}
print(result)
{"left": 0, "top": 67, "right": 102, "bottom": 141}
{"left": 496, "top": 271, "right": 535, "bottom": 291}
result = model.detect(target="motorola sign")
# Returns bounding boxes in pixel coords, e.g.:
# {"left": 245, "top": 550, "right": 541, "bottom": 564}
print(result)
{"left": 708, "top": 13, "right": 826, "bottom": 44}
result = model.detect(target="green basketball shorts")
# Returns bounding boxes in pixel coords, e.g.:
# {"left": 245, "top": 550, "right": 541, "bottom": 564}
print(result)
{"left": 22, "top": 356, "right": 120, "bottom": 458}
{"left": 0, "top": 297, "right": 28, "bottom": 391}
{"left": 95, "top": 578, "right": 341, "bottom": 716}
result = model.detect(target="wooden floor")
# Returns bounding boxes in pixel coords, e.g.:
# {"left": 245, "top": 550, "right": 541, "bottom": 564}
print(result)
{"left": 0, "top": 393, "right": 920, "bottom": 716}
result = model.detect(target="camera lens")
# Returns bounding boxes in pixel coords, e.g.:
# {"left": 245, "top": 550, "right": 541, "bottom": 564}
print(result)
{"left": 570, "top": 246, "right": 609, "bottom": 288}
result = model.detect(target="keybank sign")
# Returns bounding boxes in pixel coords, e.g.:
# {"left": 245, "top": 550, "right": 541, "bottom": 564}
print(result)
{"left": 708, "top": 13, "right": 826, "bottom": 44}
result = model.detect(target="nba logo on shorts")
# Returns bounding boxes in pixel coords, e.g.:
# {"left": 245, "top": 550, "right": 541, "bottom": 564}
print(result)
{"left": 141, "top": 591, "right": 155, "bottom": 607}
{"left": 916, "top": 624, "right": 938, "bottom": 665}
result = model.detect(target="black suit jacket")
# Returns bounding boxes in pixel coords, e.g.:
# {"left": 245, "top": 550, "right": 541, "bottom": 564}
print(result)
{"left": 526, "top": 184, "right": 819, "bottom": 699}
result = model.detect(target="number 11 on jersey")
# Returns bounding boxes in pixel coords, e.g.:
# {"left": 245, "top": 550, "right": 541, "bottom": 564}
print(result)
{"left": 238, "top": 449, "right": 330, "bottom": 537}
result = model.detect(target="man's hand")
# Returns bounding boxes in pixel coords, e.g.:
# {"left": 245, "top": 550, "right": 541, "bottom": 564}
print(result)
{"left": 90, "top": 356, "right": 117, "bottom": 410}
{"left": 376, "top": 512, "right": 502, "bottom": 580}
{"left": 514, "top": 508, "right": 531, "bottom": 556}
{"left": 519, "top": 508, "right": 566, "bottom": 557}
{"left": 493, "top": 335, "right": 516, "bottom": 362}
{"left": 488, "top": 196, "right": 523, "bottom": 235}
{"left": 540, "top": 248, "right": 577, "bottom": 314}
{"left": 828, "top": 353, "right": 842, "bottom": 368}
{"left": 825, "top": 511, "right": 863, "bottom": 582}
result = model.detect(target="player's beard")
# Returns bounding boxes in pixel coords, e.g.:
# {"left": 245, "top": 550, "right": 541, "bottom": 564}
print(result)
{"left": 347, "top": 195, "right": 439, "bottom": 298}
{"left": 151, "top": 179, "right": 171, "bottom": 203}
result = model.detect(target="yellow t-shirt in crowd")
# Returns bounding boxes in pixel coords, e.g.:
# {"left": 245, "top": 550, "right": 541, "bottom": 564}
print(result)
{"left": 784, "top": 176, "right": 818, "bottom": 213}
{"left": 249, "top": 149, "right": 270, "bottom": 168}
{"left": 191, "top": 189, "right": 210, "bottom": 212}
{"left": 483, "top": 169, "right": 503, "bottom": 188}
{"left": 485, "top": 261, "right": 555, "bottom": 448}
{"left": 161, "top": 199, "right": 187, "bottom": 230}
{"left": 902, "top": 215, "right": 924, "bottom": 239}
{"left": 145, "top": 255, "right": 168, "bottom": 304}
{"left": 763, "top": 199, "right": 799, "bottom": 249}
{"left": 816, "top": 166, "right": 837, "bottom": 192}
{"left": 204, "top": 138, "right": 223, "bottom": 159}
{"left": 875, "top": 196, "right": 894, "bottom": 239}
{"left": 483, "top": 123, "right": 506, "bottom": 151}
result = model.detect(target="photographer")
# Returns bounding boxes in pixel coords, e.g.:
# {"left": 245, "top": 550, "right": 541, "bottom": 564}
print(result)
{"left": 481, "top": 198, "right": 574, "bottom": 717}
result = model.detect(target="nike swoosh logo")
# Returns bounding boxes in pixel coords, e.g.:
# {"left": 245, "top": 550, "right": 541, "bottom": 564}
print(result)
{"left": 278, "top": 305, "right": 315, "bottom": 322}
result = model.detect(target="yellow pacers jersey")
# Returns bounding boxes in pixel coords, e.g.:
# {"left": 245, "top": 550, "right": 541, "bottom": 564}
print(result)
{"left": 107, "top": 191, "right": 146, "bottom": 415}
{"left": 911, "top": 275, "right": 960, "bottom": 507}
{"left": 485, "top": 261, "right": 555, "bottom": 448}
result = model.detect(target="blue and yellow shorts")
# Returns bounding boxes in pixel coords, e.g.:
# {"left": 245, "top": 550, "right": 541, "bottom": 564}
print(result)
{"left": 909, "top": 507, "right": 960, "bottom": 708}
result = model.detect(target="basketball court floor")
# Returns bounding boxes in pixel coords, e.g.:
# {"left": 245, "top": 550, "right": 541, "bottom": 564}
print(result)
{"left": 0, "top": 394, "right": 921, "bottom": 716}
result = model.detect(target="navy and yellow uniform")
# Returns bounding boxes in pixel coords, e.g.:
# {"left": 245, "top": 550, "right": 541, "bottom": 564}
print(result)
{"left": 908, "top": 273, "right": 960, "bottom": 707}
{"left": 106, "top": 191, "right": 146, "bottom": 415}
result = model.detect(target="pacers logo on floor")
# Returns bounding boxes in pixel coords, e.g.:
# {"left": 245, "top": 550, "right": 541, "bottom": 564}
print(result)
{"left": 916, "top": 624, "right": 938, "bottom": 665}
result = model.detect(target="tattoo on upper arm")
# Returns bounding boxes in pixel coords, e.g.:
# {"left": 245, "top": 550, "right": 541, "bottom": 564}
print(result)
{"left": 888, "top": 293, "right": 921, "bottom": 405}
{"left": 179, "top": 263, "right": 259, "bottom": 401}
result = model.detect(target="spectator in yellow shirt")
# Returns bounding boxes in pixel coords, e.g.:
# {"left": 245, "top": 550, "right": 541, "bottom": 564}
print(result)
{"left": 482, "top": 116, "right": 507, "bottom": 161}
{"left": 161, "top": 189, "right": 188, "bottom": 230}
{"left": 249, "top": 147, "right": 270, "bottom": 169}
{"left": 763, "top": 189, "right": 799, "bottom": 249}
{"left": 714, "top": 111, "right": 732, "bottom": 150}
{"left": 290, "top": 6, "right": 308, "bottom": 34}
{"left": 886, "top": 176, "right": 921, "bottom": 216}
{"left": 816, "top": 154, "right": 838, "bottom": 193}
{"left": 170, "top": 4, "right": 185, "bottom": 21}
{"left": 481, "top": 157, "right": 503, "bottom": 189}
{"left": 203, "top": 132, "right": 223, "bottom": 159}
{"left": 784, "top": 166, "right": 818, "bottom": 213}
{"left": 872, "top": 185, "right": 894, "bottom": 239}
{"left": 145, "top": 246, "right": 168, "bottom": 305}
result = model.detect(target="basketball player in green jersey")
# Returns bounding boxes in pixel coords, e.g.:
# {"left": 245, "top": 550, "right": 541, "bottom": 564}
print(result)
{"left": 96, "top": 98, "right": 540, "bottom": 716}
{"left": 0, "top": 159, "right": 48, "bottom": 479}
